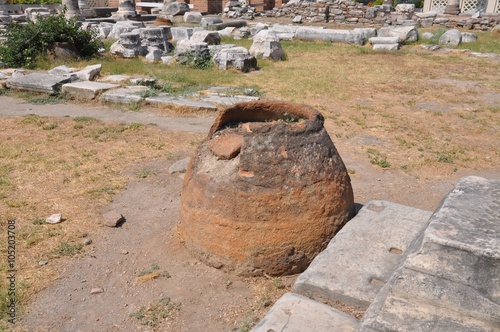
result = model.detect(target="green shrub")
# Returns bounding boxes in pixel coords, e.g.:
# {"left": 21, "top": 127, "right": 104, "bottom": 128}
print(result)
{"left": 0, "top": 10, "right": 100, "bottom": 68}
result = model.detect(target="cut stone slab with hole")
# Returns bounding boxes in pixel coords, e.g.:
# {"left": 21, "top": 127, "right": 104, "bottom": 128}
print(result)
{"left": 6, "top": 73, "right": 73, "bottom": 93}
{"left": 62, "top": 81, "right": 120, "bottom": 100}
{"left": 360, "top": 176, "right": 500, "bottom": 332}
{"left": 250, "top": 293, "right": 359, "bottom": 332}
{"left": 294, "top": 200, "right": 432, "bottom": 310}
{"left": 145, "top": 94, "right": 217, "bottom": 111}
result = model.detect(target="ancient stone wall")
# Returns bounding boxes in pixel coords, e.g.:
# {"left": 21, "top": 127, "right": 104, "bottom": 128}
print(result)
{"left": 267, "top": 0, "right": 500, "bottom": 30}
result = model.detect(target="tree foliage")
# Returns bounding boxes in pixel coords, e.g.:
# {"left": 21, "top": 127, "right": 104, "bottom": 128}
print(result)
{"left": 0, "top": 11, "right": 100, "bottom": 68}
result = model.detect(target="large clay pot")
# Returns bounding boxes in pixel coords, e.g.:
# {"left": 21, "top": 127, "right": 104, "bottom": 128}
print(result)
{"left": 180, "top": 101, "right": 355, "bottom": 276}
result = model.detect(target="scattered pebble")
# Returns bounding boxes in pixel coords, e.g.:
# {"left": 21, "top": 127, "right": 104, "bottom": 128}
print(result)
{"left": 120, "top": 249, "right": 129, "bottom": 255}
{"left": 80, "top": 232, "right": 89, "bottom": 238}
{"left": 46, "top": 213, "right": 63, "bottom": 224}
{"left": 83, "top": 238, "right": 92, "bottom": 245}
{"left": 90, "top": 287, "right": 104, "bottom": 295}
{"left": 103, "top": 210, "right": 125, "bottom": 227}
{"left": 39, "top": 260, "right": 48, "bottom": 266}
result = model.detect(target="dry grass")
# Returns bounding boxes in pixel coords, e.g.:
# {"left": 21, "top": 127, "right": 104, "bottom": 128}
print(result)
{"left": 0, "top": 115, "right": 203, "bottom": 324}
{"left": 236, "top": 42, "right": 500, "bottom": 177}
{"left": 235, "top": 276, "right": 296, "bottom": 332}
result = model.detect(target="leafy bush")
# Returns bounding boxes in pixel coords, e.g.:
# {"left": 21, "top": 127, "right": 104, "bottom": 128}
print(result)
{"left": 0, "top": 10, "right": 100, "bottom": 68}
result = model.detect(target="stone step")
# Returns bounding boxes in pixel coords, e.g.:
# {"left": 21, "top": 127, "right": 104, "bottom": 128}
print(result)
{"left": 6, "top": 73, "right": 73, "bottom": 94}
{"left": 294, "top": 200, "right": 432, "bottom": 311}
{"left": 99, "top": 86, "right": 148, "bottom": 104}
{"left": 145, "top": 94, "right": 217, "bottom": 111}
{"left": 62, "top": 82, "right": 120, "bottom": 100}
{"left": 250, "top": 293, "right": 359, "bottom": 332}
{"left": 369, "top": 37, "right": 400, "bottom": 45}
{"left": 360, "top": 176, "right": 500, "bottom": 332}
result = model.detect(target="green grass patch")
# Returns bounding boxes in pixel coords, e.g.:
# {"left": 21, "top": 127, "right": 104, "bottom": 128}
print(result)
{"left": 417, "top": 28, "right": 500, "bottom": 54}
{"left": 51, "top": 241, "right": 84, "bottom": 258}
{"left": 74, "top": 116, "right": 98, "bottom": 123}
{"left": 367, "top": 148, "right": 391, "bottom": 169}
{"left": 130, "top": 296, "right": 180, "bottom": 327}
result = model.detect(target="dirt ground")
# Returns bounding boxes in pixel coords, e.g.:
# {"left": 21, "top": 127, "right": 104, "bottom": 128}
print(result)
{"left": 1, "top": 90, "right": 498, "bottom": 331}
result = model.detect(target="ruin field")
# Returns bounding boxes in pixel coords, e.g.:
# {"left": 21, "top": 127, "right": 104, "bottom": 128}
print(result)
{"left": 0, "top": 29, "right": 499, "bottom": 331}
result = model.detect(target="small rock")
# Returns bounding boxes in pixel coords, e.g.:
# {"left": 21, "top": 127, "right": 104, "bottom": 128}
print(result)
{"left": 461, "top": 32, "right": 477, "bottom": 43}
{"left": 292, "top": 15, "right": 302, "bottom": 24}
{"left": 90, "top": 287, "right": 104, "bottom": 294}
{"left": 120, "top": 249, "right": 129, "bottom": 255}
{"left": 421, "top": 32, "right": 434, "bottom": 40}
{"left": 39, "top": 260, "right": 48, "bottom": 266}
{"left": 83, "top": 238, "right": 92, "bottom": 245}
{"left": 168, "top": 157, "right": 191, "bottom": 174}
{"left": 161, "top": 56, "right": 176, "bottom": 65}
{"left": 103, "top": 210, "right": 125, "bottom": 227}
{"left": 46, "top": 213, "right": 63, "bottom": 224}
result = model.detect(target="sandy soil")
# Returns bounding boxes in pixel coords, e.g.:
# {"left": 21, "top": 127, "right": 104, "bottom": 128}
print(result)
{"left": 1, "top": 95, "right": 497, "bottom": 332}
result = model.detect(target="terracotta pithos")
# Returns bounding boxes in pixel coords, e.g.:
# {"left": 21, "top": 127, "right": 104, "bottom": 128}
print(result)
{"left": 180, "top": 101, "right": 355, "bottom": 276}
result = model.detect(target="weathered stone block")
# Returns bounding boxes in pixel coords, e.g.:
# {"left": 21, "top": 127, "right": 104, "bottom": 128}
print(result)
{"left": 373, "top": 43, "right": 399, "bottom": 51}
{"left": 360, "top": 176, "right": 500, "bottom": 332}
{"left": 184, "top": 11, "right": 202, "bottom": 23}
{"left": 200, "top": 15, "right": 223, "bottom": 28}
{"left": 6, "top": 73, "right": 72, "bottom": 93}
{"left": 213, "top": 46, "right": 257, "bottom": 71}
{"left": 170, "top": 27, "right": 194, "bottom": 42}
{"left": 62, "top": 81, "right": 119, "bottom": 100}
{"left": 109, "top": 21, "right": 145, "bottom": 39}
{"left": 160, "top": 2, "right": 189, "bottom": 16}
{"left": 190, "top": 30, "right": 221, "bottom": 45}
{"left": 295, "top": 27, "right": 364, "bottom": 45}
{"left": 145, "top": 94, "right": 217, "bottom": 110}
{"left": 378, "top": 25, "right": 418, "bottom": 43}
{"left": 461, "top": 32, "right": 478, "bottom": 43}
{"left": 369, "top": 37, "right": 399, "bottom": 45}
{"left": 294, "top": 201, "right": 431, "bottom": 309}
{"left": 250, "top": 293, "right": 359, "bottom": 332}
{"left": 99, "top": 86, "right": 146, "bottom": 104}
{"left": 439, "top": 28, "right": 462, "bottom": 47}
{"left": 249, "top": 30, "right": 285, "bottom": 61}
{"left": 419, "top": 17, "right": 434, "bottom": 28}
{"left": 74, "top": 64, "right": 102, "bottom": 81}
